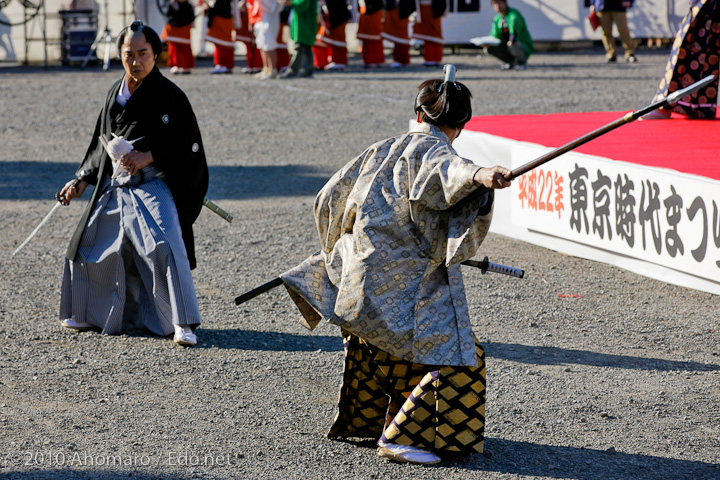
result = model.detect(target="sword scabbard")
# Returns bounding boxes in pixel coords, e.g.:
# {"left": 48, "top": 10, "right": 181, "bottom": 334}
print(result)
{"left": 203, "top": 198, "right": 234, "bottom": 223}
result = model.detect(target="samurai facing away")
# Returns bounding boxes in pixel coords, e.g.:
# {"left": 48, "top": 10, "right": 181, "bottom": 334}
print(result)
{"left": 58, "top": 22, "right": 208, "bottom": 347}
{"left": 281, "top": 67, "right": 512, "bottom": 465}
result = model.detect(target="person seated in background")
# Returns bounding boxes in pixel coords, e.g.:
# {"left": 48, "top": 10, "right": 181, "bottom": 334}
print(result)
{"left": 484, "top": 0, "right": 534, "bottom": 70}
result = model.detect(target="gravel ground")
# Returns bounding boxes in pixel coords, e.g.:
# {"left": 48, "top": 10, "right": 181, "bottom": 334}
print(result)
{"left": 0, "top": 47, "right": 718, "bottom": 480}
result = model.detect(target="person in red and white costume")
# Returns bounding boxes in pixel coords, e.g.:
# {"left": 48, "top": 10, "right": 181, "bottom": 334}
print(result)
{"left": 161, "top": 0, "right": 197, "bottom": 74}
{"left": 314, "top": 0, "right": 351, "bottom": 70}
{"left": 356, "top": 0, "right": 384, "bottom": 67}
{"left": 204, "top": 0, "right": 237, "bottom": 73}
{"left": 252, "top": 0, "right": 283, "bottom": 78}
{"left": 235, "top": 0, "right": 264, "bottom": 73}
{"left": 411, "top": 0, "right": 446, "bottom": 66}
{"left": 382, "top": 0, "right": 412, "bottom": 67}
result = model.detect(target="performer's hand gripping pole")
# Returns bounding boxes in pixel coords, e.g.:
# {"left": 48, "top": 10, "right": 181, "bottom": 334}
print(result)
{"left": 503, "top": 75, "right": 715, "bottom": 182}
{"left": 234, "top": 258, "right": 524, "bottom": 306}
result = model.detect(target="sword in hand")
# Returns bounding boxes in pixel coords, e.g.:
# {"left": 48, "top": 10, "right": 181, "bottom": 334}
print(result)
{"left": 12, "top": 172, "right": 86, "bottom": 256}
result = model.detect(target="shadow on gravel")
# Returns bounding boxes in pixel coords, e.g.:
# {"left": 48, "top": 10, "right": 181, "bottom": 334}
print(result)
{"left": 0, "top": 161, "right": 75, "bottom": 201}
{"left": 0, "top": 162, "right": 331, "bottom": 201}
{"left": 486, "top": 342, "right": 720, "bottom": 372}
{"left": 461, "top": 438, "right": 720, "bottom": 479}
{"left": 206, "top": 165, "right": 330, "bottom": 199}
{"left": 198, "top": 328, "right": 343, "bottom": 352}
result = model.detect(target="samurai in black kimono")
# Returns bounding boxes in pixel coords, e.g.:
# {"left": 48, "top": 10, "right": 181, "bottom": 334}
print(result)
{"left": 58, "top": 22, "right": 209, "bottom": 346}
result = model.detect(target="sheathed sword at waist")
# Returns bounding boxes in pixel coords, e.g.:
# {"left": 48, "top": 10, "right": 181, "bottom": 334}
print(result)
{"left": 234, "top": 256, "right": 525, "bottom": 305}
{"left": 462, "top": 256, "right": 525, "bottom": 278}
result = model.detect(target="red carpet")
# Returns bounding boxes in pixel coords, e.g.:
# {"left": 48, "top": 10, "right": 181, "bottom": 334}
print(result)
{"left": 464, "top": 111, "right": 720, "bottom": 181}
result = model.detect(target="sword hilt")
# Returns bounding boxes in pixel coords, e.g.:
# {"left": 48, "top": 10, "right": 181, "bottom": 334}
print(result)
{"left": 461, "top": 256, "right": 525, "bottom": 278}
{"left": 55, "top": 170, "right": 87, "bottom": 205}
{"left": 203, "top": 198, "right": 234, "bottom": 223}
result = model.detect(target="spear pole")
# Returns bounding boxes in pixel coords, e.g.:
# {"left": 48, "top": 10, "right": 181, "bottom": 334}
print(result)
{"left": 505, "top": 75, "right": 715, "bottom": 181}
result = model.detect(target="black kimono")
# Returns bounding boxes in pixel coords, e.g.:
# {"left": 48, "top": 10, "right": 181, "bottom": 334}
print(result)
{"left": 67, "top": 66, "right": 208, "bottom": 269}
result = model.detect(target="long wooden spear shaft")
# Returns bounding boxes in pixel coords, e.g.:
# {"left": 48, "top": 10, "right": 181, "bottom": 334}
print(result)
{"left": 505, "top": 75, "right": 715, "bottom": 181}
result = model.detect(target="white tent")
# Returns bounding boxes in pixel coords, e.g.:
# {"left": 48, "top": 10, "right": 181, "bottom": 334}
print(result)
{"left": 442, "top": 0, "right": 689, "bottom": 45}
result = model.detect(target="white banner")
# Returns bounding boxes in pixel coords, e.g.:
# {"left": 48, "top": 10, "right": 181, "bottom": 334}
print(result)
{"left": 452, "top": 128, "right": 720, "bottom": 296}
{"left": 511, "top": 146, "right": 720, "bottom": 284}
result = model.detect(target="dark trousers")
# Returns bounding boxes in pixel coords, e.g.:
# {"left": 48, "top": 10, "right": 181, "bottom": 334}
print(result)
{"left": 487, "top": 43, "right": 527, "bottom": 65}
{"left": 288, "top": 43, "right": 314, "bottom": 75}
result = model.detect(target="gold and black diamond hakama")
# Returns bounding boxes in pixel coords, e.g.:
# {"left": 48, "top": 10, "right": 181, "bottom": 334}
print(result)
{"left": 328, "top": 331, "right": 486, "bottom": 453}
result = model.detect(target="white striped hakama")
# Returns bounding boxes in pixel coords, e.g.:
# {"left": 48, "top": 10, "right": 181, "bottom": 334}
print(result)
{"left": 60, "top": 166, "right": 201, "bottom": 336}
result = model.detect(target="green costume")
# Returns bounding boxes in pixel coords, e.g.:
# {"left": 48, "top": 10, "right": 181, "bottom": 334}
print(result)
{"left": 282, "top": 0, "right": 318, "bottom": 77}
{"left": 289, "top": 0, "right": 317, "bottom": 46}
{"left": 490, "top": 7, "right": 534, "bottom": 58}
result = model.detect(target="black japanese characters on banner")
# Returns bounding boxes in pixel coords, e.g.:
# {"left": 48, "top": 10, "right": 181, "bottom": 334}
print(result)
{"left": 516, "top": 165, "right": 720, "bottom": 269}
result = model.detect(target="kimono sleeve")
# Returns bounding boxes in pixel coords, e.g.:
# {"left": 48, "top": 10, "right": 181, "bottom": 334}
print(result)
{"left": 149, "top": 90, "right": 207, "bottom": 196}
{"left": 314, "top": 147, "right": 374, "bottom": 254}
{"left": 445, "top": 190, "right": 493, "bottom": 266}
{"left": 408, "top": 142, "right": 494, "bottom": 266}
{"left": 75, "top": 110, "right": 105, "bottom": 186}
{"left": 409, "top": 142, "right": 481, "bottom": 211}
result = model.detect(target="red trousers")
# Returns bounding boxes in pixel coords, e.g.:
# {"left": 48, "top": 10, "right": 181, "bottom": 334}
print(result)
{"left": 423, "top": 41, "right": 442, "bottom": 62}
{"left": 214, "top": 46, "right": 235, "bottom": 69}
{"left": 167, "top": 43, "right": 195, "bottom": 69}
{"left": 277, "top": 47, "right": 290, "bottom": 69}
{"left": 313, "top": 44, "right": 348, "bottom": 67}
{"left": 242, "top": 41, "right": 264, "bottom": 69}
{"left": 392, "top": 44, "right": 410, "bottom": 65}
{"left": 361, "top": 39, "right": 385, "bottom": 65}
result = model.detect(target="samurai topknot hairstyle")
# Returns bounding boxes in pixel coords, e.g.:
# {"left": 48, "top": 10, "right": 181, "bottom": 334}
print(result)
{"left": 414, "top": 64, "right": 473, "bottom": 130}
{"left": 116, "top": 20, "right": 163, "bottom": 57}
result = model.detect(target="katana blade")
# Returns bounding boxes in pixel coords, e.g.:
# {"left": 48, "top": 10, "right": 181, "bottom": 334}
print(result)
{"left": 12, "top": 202, "right": 62, "bottom": 256}
{"left": 12, "top": 174, "right": 85, "bottom": 257}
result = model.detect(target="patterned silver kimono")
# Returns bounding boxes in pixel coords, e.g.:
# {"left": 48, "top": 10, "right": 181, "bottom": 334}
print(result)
{"left": 282, "top": 123, "right": 494, "bottom": 367}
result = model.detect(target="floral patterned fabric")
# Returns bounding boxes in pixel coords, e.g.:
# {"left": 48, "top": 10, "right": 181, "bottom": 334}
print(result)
{"left": 655, "top": 0, "right": 720, "bottom": 118}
